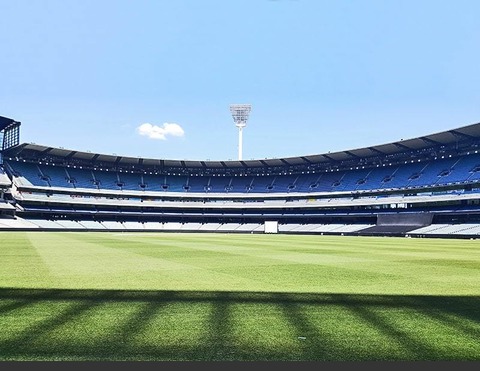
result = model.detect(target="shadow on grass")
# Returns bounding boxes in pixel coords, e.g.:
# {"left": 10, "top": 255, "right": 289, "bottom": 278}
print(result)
{"left": 0, "top": 288, "right": 479, "bottom": 361}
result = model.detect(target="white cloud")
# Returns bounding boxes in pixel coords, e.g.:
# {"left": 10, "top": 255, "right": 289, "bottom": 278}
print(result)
{"left": 137, "top": 122, "right": 185, "bottom": 140}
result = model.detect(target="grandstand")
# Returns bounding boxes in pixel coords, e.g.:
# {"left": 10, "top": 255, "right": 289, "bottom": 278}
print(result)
{"left": 2, "top": 114, "right": 480, "bottom": 238}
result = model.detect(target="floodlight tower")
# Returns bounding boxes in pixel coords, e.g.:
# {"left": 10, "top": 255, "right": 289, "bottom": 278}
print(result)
{"left": 230, "top": 104, "right": 252, "bottom": 161}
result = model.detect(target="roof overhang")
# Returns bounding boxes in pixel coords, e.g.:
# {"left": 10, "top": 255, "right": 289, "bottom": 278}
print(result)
{"left": 3, "top": 121, "right": 480, "bottom": 169}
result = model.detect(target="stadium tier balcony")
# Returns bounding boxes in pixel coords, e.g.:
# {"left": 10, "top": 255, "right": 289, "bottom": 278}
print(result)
{"left": 5, "top": 152, "right": 480, "bottom": 196}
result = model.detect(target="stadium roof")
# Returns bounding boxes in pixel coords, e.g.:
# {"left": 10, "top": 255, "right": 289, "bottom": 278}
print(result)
{"left": 3, "top": 121, "right": 480, "bottom": 170}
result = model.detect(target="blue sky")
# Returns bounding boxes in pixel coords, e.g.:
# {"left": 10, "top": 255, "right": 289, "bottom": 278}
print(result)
{"left": 1, "top": 0, "right": 480, "bottom": 161}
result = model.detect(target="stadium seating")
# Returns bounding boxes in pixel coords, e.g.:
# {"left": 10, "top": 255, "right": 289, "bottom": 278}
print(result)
{"left": 2, "top": 119, "right": 480, "bottom": 237}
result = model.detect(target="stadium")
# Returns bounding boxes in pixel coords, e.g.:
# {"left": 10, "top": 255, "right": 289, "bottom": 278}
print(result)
{"left": 2, "top": 113, "right": 480, "bottom": 238}
{"left": 1, "top": 113, "right": 480, "bottom": 362}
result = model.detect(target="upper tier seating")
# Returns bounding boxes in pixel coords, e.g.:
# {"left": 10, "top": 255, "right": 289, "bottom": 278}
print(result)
{"left": 5, "top": 152, "right": 480, "bottom": 194}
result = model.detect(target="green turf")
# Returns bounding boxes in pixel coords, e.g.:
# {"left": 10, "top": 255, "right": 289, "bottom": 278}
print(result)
{"left": 0, "top": 231, "right": 479, "bottom": 361}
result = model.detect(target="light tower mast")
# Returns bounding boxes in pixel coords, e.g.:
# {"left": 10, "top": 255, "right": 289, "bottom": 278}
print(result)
{"left": 229, "top": 104, "right": 252, "bottom": 161}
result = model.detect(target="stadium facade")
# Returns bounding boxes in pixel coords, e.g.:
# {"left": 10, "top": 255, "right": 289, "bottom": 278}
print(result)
{"left": 2, "top": 114, "right": 480, "bottom": 238}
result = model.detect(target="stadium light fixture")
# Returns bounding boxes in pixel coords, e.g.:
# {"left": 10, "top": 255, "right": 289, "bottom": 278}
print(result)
{"left": 230, "top": 104, "right": 252, "bottom": 161}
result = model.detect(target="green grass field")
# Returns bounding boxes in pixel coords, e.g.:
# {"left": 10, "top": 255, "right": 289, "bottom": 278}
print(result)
{"left": 0, "top": 231, "right": 479, "bottom": 361}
